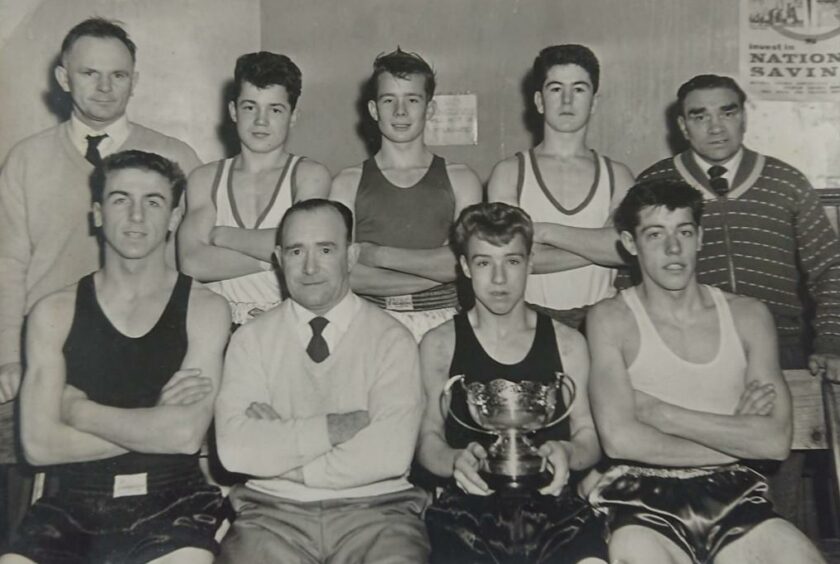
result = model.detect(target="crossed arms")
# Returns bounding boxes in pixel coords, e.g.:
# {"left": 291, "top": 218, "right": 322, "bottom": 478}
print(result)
{"left": 214, "top": 323, "right": 424, "bottom": 489}
{"left": 330, "top": 163, "right": 482, "bottom": 295}
{"left": 178, "top": 159, "right": 330, "bottom": 281}
{"left": 20, "top": 284, "right": 230, "bottom": 466}
{"left": 587, "top": 294, "right": 792, "bottom": 467}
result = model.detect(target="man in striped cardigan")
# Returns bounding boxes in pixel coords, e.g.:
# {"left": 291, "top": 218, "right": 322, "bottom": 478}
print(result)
{"left": 636, "top": 73, "right": 840, "bottom": 526}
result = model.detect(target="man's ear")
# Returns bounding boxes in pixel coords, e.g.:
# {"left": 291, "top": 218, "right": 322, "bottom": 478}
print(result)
{"left": 347, "top": 241, "right": 360, "bottom": 270}
{"left": 228, "top": 100, "right": 238, "bottom": 123}
{"left": 459, "top": 255, "right": 471, "bottom": 279}
{"left": 367, "top": 99, "right": 379, "bottom": 122}
{"left": 274, "top": 246, "right": 283, "bottom": 269}
{"left": 130, "top": 71, "right": 139, "bottom": 97}
{"left": 696, "top": 225, "right": 704, "bottom": 251}
{"left": 290, "top": 107, "right": 299, "bottom": 128}
{"left": 590, "top": 91, "right": 599, "bottom": 115}
{"left": 619, "top": 230, "right": 638, "bottom": 257}
{"left": 92, "top": 202, "right": 103, "bottom": 228}
{"left": 534, "top": 91, "right": 544, "bottom": 115}
{"left": 168, "top": 205, "right": 184, "bottom": 233}
{"left": 425, "top": 98, "right": 436, "bottom": 122}
{"left": 528, "top": 251, "right": 535, "bottom": 274}
{"left": 677, "top": 115, "right": 688, "bottom": 139}
{"left": 55, "top": 65, "right": 70, "bottom": 93}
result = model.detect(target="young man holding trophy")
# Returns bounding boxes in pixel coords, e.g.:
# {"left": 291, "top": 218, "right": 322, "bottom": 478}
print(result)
{"left": 416, "top": 202, "right": 605, "bottom": 564}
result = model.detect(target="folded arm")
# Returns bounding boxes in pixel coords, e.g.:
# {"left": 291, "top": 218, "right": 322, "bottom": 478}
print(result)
{"left": 350, "top": 263, "right": 439, "bottom": 296}
{"left": 20, "top": 292, "right": 127, "bottom": 466}
{"left": 587, "top": 301, "right": 735, "bottom": 466}
{"left": 637, "top": 297, "right": 791, "bottom": 461}
{"left": 210, "top": 159, "right": 332, "bottom": 263}
{"left": 357, "top": 243, "right": 458, "bottom": 283}
{"left": 301, "top": 327, "right": 424, "bottom": 489}
{"left": 215, "top": 329, "right": 333, "bottom": 477}
{"left": 64, "top": 288, "right": 230, "bottom": 455}
{"left": 178, "top": 164, "right": 268, "bottom": 281}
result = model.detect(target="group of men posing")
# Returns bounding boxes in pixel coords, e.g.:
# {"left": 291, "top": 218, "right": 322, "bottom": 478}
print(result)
{"left": 0, "top": 15, "right": 838, "bottom": 564}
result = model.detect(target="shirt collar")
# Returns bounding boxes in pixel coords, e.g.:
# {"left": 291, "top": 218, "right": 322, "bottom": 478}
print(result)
{"left": 68, "top": 114, "right": 131, "bottom": 158}
{"left": 692, "top": 147, "right": 744, "bottom": 184}
{"left": 290, "top": 291, "right": 360, "bottom": 350}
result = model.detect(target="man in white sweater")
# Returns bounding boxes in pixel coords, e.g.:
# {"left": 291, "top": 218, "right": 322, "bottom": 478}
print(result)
{"left": 214, "top": 199, "right": 428, "bottom": 563}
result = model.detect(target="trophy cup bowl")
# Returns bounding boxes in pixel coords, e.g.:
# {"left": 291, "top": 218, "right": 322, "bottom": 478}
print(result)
{"left": 442, "top": 373, "right": 576, "bottom": 491}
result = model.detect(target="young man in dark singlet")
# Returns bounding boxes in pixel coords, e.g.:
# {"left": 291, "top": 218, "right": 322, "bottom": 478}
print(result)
{"left": 417, "top": 202, "right": 605, "bottom": 564}
{"left": 2, "top": 151, "right": 230, "bottom": 564}
{"left": 488, "top": 44, "right": 634, "bottom": 328}
{"left": 586, "top": 179, "right": 824, "bottom": 564}
{"left": 179, "top": 52, "right": 330, "bottom": 325}
{"left": 331, "top": 48, "right": 482, "bottom": 341}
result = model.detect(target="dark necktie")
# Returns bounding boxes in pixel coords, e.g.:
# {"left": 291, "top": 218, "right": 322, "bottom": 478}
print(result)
{"left": 707, "top": 165, "right": 729, "bottom": 197}
{"left": 307, "top": 317, "right": 330, "bottom": 363}
{"left": 85, "top": 134, "right": 108, "bottom": 167}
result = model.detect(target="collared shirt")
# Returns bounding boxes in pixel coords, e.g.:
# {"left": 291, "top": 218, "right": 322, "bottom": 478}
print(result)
{"left": 693, "top": 147, "right": 744, "bottom": 186}
{"left": 68, "top": 114, "right": 132, "bottom": 159}
{"left": 290, "top": 291, "right": 362, "bottom": 354}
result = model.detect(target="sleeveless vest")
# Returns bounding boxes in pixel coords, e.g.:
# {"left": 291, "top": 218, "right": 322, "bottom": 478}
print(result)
{"left": 518, "top": 149, "right": 616, "bottom": 309}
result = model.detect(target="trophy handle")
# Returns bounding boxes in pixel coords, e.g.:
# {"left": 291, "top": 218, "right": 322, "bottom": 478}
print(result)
{"left": 541, "top": 372, "right": 577, "bottom": 430}
{"left": 440, "top": 375, "right": 494, "bottom": 436}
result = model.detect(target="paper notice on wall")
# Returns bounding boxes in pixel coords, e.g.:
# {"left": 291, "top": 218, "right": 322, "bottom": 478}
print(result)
{"left": 740, "top": 0, "right": 840, "bottom": 101}
{"left": 425, "top": 93, "right": 478, "bottom": 146}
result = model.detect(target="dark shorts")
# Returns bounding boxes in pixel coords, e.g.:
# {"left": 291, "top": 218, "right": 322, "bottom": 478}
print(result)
{"left": 9, "top": 468, "right": 225, "bottom": 564}
{"left": 589, "top": 464, "right": 776, "bottom": 564}
{"left": 425, "top": 484, "right": 607, "bottom": 564}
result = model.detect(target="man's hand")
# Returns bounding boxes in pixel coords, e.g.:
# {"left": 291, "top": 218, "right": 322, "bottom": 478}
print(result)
{"left": 327, "top": 410, "right": 370, "bottom": 445}
{"left": 0, "top": 362, "right": 22, "bottom": 404}
{"left": 157, "top": 368, "right": 210, "bottom": 406}
{"left": 809, "top": 353, "right": 840, "bottom": 384}
{"left": 245, "top": 402, "right": 281, "bottom": 420}
{"left": 356, "top": 242, "right": 383, "bottom": 267}
{"left": 453, "top": 442, "right": 492, "bottom": 496}
{"left": 735, "top": 380, "right": 776, "bottom": 416}
{"left": 60, "top": 384, "right": 88, "bottom": 424}
{"left": 539, "top": 440, "right": 571, "bottom": 496}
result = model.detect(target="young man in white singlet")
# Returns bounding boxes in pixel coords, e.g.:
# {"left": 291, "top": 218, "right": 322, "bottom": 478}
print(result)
{"left": 488, "top": 44, "right": 634, "bottom": 327}
{"left": 586, "top": 179, "right": 824, "bottom": 564}
{"left": 179, "top": 52, "right": 330, "bottom": 325}
{"left": 330, "top": 48, "right": 482, "bottom": 342}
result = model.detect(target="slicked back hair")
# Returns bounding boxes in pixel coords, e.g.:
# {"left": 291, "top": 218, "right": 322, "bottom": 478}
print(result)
{"left": 677, "top": 74, "right": 747, "bottom": 116}
{"left": 91, "top": 150, "right": 186, "bottom": 208}
{"left": 276, "top": 199, "right": 354, "bottom": 248}
{"left": 60, "top": 17, "right": 136, "bottom": 64}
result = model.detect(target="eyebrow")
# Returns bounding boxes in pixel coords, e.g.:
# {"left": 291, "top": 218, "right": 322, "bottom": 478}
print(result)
{"left": 239, "top": 99, "right": 289, "bottom": 108}
{"left": 106, "top": 190, "right": 168, "bottom": 201}
{"left": 545, "top": 80, "right": 591, "bottom": 88}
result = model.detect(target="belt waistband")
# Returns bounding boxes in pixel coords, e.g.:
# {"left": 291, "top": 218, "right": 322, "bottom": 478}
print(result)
{"left": 363, "top": 282, "right": 458, "bottom": 312}
{"left": 47, "top": 463, "right": 205, "bottom": 496}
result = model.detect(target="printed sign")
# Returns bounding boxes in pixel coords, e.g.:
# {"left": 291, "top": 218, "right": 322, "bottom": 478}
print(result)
{"left": 425, "top": 93, "right": 478, "bottom": 146}
{"left": 740, "top": 0, "right": 840, "bottom": 101}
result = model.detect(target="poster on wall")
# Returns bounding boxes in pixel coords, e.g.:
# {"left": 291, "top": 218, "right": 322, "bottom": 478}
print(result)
{"left": 740, "top": 0, "right": 840, "bottom": 100}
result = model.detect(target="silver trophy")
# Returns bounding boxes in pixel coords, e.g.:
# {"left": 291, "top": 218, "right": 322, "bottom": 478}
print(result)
{"left": 442, "top": 373, "right": 576, "bottom": 490}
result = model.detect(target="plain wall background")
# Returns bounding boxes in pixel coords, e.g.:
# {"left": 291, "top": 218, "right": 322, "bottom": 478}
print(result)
{"left": 1, "top": 0, "right": 838, "bottom": 185}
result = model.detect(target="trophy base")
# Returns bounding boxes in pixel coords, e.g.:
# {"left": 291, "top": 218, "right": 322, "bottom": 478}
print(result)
{"left": 481, "top": 469, "right": 552, "bottom": 493}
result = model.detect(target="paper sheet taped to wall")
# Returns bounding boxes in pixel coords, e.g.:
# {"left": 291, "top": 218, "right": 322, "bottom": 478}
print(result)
{"left": 425, "top": 93, "right": 477, "bottom": 146}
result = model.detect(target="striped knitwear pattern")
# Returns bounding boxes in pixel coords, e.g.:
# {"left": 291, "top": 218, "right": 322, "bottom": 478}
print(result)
{"left": 637, "top": 150, "right": 840, "bottom": 355}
